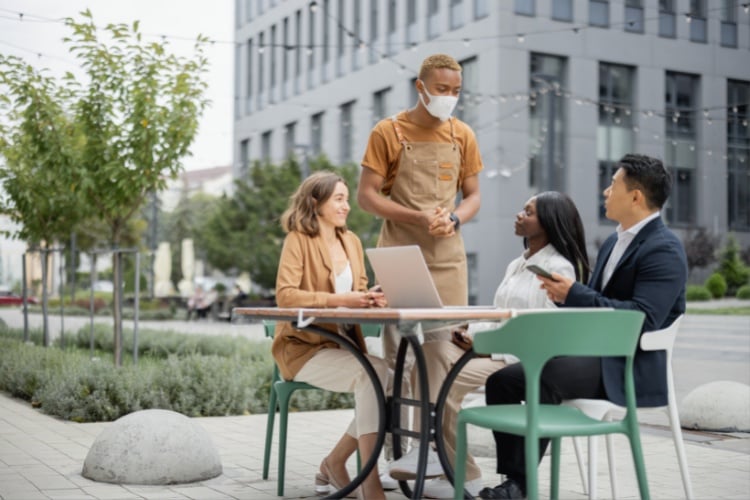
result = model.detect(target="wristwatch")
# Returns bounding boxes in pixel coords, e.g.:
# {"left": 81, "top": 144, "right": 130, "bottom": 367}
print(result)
{"left": 449, "top": 212, "right": 461, "bottom": 231}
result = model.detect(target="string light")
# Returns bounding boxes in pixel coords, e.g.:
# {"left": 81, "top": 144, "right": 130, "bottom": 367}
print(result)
{"left": 517, "top": 34, "right": 525, "bottom": 43}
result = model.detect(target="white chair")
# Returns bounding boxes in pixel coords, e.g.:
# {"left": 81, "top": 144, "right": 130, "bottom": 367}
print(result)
{"left": 563, "top": 314, "right": 693, "bottom": 500}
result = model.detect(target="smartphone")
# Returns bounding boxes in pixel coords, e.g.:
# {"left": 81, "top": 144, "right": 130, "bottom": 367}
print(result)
{"left": 526, "top": 264, "right": 558, "bottom": 281}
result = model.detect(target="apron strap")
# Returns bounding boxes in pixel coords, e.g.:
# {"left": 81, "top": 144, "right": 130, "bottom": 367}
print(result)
{"left": 449, "top": 117, "right": 458, "bottom": 151}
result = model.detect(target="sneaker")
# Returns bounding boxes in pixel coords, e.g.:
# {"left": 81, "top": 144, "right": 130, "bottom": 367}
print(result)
{"left": 379, "top": 470, "right": 399, "bottom": 491}
{"left": 388, "top": 446, "right": 444, "bottom": 481}
{"left": 478, "top": 478, "right": 526, "bottom": 499}
{"left": 423, "top": 477, "right": 483, "bottom": 499}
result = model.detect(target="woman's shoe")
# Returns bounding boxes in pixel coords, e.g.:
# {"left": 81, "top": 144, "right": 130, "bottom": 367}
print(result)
{"left": 315, "top": 457, "right": 357, "bottom": 498}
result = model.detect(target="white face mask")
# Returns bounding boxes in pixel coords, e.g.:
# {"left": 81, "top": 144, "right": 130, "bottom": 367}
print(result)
{"left": 418, "top": 81, "right": 459, "bottom": 121}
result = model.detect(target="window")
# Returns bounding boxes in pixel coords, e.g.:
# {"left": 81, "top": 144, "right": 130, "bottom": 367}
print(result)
{"left": 427, "top": 0, "right": 440, "bottom": 40}
{"left": 369, "top": 0, "right": 379, "bottom": 63}
{"left": 270, "top": 24, "right": 277, "bottom": 103}
{"left": 552, "top": 0, "right": 573, "bottom": 22}
{"left": 408, "top": 77, "right": 418, "bottom": 108}
{"left": 284, "top": 122, "right": 297, "bottom": 158}
{"left": 689, "top": 0, "right": 707, "bottom": 43}
{"left": 352, "top": 0, "right": 363, "bottom": 70}
{"left": 282, "top": 18, "right": 290, "bottom": 98}
{"left": 261, "top": 130, "right": 273, "bottom": 163}
{"left": 659, "top": 0, "right": 676, "bottom": 38}
{"left": 515, "top": 0, "right": 535, "bottom": 16}
{"left": 407, "top": 0, "right": 418, "bottom": 45}
{"left": 244, "top": 0, "right": 253, "bottom": 23}
{"left": 664, "top": 71, "right": 700, "bottom": 226}
{"left": 239, "top": 139, "right": 250, "bottom": 178}
{"left": 307, "top": 7, "right": 316, "bottom": 88}
{"left": 450, "top": 0, "right": 465, "bottom": 30}
{"left": 337, "top": 0, "right": 346, "bottom": 76}
{"left": 257, "top": 32, "right": 265, "bottom": 110}
{"left": 625, "top": 0, "right": 644, "bottom": 33}
{"left": 246, "top": 39, "right": 253, "bottom": 115}
{"left": 727, "top": 80, "right": 750, "bottom": 230}
{"left": 467, "top": 252, "right": 478, "bottom": 305}
{"left": 340, "top": 101, "right": 356, "bottom": 163}
{"left": 322, "top": 0, "right": 330, "bottom": 82}
{"left": 598, "top": 63, "right": 635, "bottom": 220}
{"left": 387, "top": 0, "right": 398, "bottom": 55}
{"left": 721, "top": 0, "right": 738, "bottom": 48}
{"left": 311, "top": 112, "right": 324, "bottom": 156}
{"left": 529, "top": 53, "right": 567, "bottom": 192}
{"left": 234, "top": 43, "right": 242, "bottom": 118}
{"left": 456, "top": 57, "right": 479, "bottom": 128}
{"left": 589, "top": 0, "right": 609, "bottom": 27}
{"left": 474, "top": 0, "right": 489, "bottom": 19}
{"left": 294, "top": 10, "right": 302, "bottom": 94}
{"left": 373, "top": 87, "right": 392, "bottom": 125}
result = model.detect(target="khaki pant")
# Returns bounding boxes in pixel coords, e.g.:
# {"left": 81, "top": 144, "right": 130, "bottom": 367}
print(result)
{"left": 413, "top": 341, "right": 506, "bottom": 482}
{"left": 295, "top": 347, "right": 389, "bottom": 438}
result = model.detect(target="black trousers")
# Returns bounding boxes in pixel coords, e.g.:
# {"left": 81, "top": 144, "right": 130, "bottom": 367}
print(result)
{"left": 485, "top": 356, "right": 607, "bottom": 478}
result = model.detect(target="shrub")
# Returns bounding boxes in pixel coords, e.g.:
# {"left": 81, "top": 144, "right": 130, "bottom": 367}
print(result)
{"left": 686, "top": 285, "right": 712, "bottom": 301}
{"left": 737, "top": 284, "right": 750, "bottom": 300}
{"left": 704, "top": 273, "right": 728, "bottom": 298}
{"left": 717, "top": 234, "right": 750, "bottom": 295}
{"left": 683, "top": 227, "right": 719, "bottom": 273}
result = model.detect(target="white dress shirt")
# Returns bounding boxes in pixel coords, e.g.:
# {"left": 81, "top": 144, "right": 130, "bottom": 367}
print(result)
{"left": 601, "top": 211, "right": 661, "bottom": 288}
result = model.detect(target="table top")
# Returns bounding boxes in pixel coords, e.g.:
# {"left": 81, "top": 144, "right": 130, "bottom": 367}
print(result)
{"left": 233, "top": 306, "right": 514, "bottom": 324}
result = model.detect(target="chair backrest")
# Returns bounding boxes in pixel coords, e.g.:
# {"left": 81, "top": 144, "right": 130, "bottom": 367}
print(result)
{"left": 360, "top": 323, "right": 382, "bottom": 338}
{"left": 640, "top": 314, "right": 683, "bottom": 353}
{"left": 263, "top": 320, "right": 276, "bottom": 339}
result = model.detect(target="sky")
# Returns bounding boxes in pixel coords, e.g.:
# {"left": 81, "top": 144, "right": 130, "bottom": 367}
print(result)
{"left": 0, "top": 0, "right": 235, "bottom": 171}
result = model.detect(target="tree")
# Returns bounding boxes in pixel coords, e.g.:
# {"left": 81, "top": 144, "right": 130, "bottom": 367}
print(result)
{"left": 716, "top": 234, "right": 750, "bottom": 295}
{"left": 64, "top": 11, "right": 209, "bottom": 365}
{"left": 0, "top": 55, "right": 87, "bottom": 345}
{"left": 683, "top": 227, "right": 719, "bottom": 275}
{"left": 201, "top": 156, "right": 381, "bottom": 291}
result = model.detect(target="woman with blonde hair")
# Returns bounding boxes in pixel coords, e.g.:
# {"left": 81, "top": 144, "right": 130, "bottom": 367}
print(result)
{"left": 272, "top": 171, "right": 388, "bottom": 499}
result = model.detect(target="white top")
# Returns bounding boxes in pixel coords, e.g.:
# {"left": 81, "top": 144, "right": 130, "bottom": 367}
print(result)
{"left": 601, "top": 211, "right": 661, "bottom": 288}
{"left": 467, "top": 244, "right": 577, "bottom": 362}
{"left": 335, "top": 261, "right": 353, "bottom": 294}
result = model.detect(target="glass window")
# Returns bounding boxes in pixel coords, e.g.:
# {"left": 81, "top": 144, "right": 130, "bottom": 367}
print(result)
{"left": 352, "top": 0, "right": 363, "bottom": 70}
{"left": 451, "top": 0, "right": 465, "bottom": 29}
{"left": 373, "top": 87, "right": 392, "bottom": 125}
{"left": 589, "top": 0, "right": 609, "bottom": 27}
{"left": 270, "top": 25, "right": 277, "bottom": 103}
{"left": 311, "top": 112, "right": 324, "bottom": 156}
{"left": 244, "top": 0, "right": 253, "bottom": 23}
{"left": 407, "top": 1, "right": 418, "bottom": 45}
{"left": 659, "top": 0, "right": 676, "bottom": 38}
{"left": 529, "top": 53, "right": 567, "bottom": 192}
{"left": 552, "top": 0, "right": 573, "bottom": 22}
{"left": 307, "top": 7, "right": 316, "bottom": 88}
{"left": 337, "top": 0, "right": 346, "bottom": 76}
{"left": 282, "top": 19, "right": 290, "bottom": 90}
{"left": 689, "top": 0, "right": 707, "bottom": 43}
{"left": 284, "top": 122, "right": 297, "bottom": 158}
{"left": 721, "top": 0, "right": 738, "bottom": 48}
{"left": 474, "top": 0, "right": 489, "bottom": 19}
{"left": 598, "top": 63, "right": 635, "bottom": 220}
{"left": 261, "top": 130, "right": 272, "bottom": 163}
{"left": 239, "top": 139, "right": 250, "bottom": 177}
{"left": 456, "top": 57, "right": 479, "bottom": 128}
{"left": 387, "top": 0, "right": 398, "bottom": 55}
{"left": 295, "top": 9, "right": 302, "bottom": 94}
{"left": 515, "top": 0, "right": 535, "bottom": 16}
{"left": 340, "top": 101, "right": 356, "bottom": 163}
{"left": 257, "top": 32, "right": 265, "bottom": 110}
{"left": 664, "top": 71, "right": 700, "bottom": 226}
{"left": 428, "top": 0, "right": 440, "bottom": 40}
{"left": 245, "top": 39, "right": 253, "bottom": 115}
{"left": 728, "top": 80, "right": 750, "bottom": 230}
{"left": 369, "top": 0, "right": 379, "bottom": 63}
{"left": 625, "top": 0, "right": 644, "bottom": 33}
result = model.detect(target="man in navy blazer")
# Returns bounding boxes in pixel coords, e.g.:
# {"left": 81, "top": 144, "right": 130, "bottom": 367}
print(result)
{"left": 478, "top": 154, "right": 687, "bottom": 500}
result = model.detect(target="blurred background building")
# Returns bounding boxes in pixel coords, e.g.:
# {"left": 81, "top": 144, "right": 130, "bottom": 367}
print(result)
{"left": 233, "top": 0, "right": 750, "bottom": 304}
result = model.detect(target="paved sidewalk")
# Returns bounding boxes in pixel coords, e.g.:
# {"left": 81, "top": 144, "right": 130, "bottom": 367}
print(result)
{"left": 1, "top": 390, "right": 749, "bottom": 499}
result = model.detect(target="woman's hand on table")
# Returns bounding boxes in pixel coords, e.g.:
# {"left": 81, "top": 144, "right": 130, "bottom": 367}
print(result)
{"left": 332, "top": 289, "right": 387, "bottom": 308}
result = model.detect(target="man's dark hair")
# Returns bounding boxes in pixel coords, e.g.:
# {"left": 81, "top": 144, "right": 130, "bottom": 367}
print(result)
{"left": 617, "top": 154, "right": 672, "bottom": 210}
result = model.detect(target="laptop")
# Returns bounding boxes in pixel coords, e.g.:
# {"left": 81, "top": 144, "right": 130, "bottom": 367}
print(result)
{"left": 366, "top": 245, "right": 443, "bottom": 308}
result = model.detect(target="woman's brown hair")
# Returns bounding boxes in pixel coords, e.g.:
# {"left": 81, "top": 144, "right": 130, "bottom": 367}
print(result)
{"left": 280, "top": 171, "right": 348, "bottom": 236}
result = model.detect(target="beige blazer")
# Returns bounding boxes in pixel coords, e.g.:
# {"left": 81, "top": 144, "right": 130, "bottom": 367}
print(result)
{"left": 271, "top": 230, "right": 370, "bottom": 380}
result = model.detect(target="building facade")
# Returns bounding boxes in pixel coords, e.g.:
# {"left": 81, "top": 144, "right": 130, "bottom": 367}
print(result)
{"left": 234, "top": 0, "right": 750, "bottom": 303}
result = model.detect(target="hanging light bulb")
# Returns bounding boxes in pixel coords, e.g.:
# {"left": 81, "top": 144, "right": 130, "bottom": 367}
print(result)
{"left": 684, "top": 13, "right": 692, "bottom": 23}
{"left": 463, "top": 38, "right": 470, "bottom": 47}
{"left": 743, "top": 3, "right": 749, "bottom": 14}
{"left": 309, "top": 1, "right": 318, "bottom": 12}
{"left": 517, "top": 33, "right": 525, "bottom": 43}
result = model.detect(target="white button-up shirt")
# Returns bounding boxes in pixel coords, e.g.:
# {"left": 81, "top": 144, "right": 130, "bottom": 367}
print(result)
{"left": 601, "top": 211, "right": 661, "bottom": 288}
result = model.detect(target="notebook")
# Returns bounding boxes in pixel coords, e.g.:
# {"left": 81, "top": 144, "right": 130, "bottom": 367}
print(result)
{"left": 365, "top": 245, "right": 443, "bottom": 308}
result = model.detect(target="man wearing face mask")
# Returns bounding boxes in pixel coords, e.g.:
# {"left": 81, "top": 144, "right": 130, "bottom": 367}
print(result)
{"left": 358, "top": 53, "right": 484, "bottom": 497}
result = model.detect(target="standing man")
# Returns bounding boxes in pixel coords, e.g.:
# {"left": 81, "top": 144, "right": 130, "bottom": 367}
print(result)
{"left": 479, "top": 154, "right": 687, "bottom": 499}
{"left": 358, "top": 53, "right": 484, "bottom": 495}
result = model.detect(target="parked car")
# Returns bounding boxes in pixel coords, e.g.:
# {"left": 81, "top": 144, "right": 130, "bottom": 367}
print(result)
{"left": 0, "top": 289, "right": 39, "bottom": 306}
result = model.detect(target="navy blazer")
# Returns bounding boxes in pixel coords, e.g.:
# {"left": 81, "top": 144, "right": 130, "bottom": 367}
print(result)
{"left": 565, "top": 217, "right": 687, "bottom": 407}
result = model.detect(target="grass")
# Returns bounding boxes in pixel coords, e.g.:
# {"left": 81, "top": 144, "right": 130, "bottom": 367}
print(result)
{"left": 686, "top": 306, "right": 750, "bottom": 315}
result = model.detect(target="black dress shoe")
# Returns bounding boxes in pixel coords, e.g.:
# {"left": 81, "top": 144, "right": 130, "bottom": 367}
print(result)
{"left": 478, "top": 479, "right": 525, "bottom": 499}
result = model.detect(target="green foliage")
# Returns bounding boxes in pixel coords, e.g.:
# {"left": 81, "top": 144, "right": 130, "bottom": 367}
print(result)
{"left": 736, "top": 284, "right": 750, "bottom": 300}
{"left": 0, "top": 325, "right": 353, "bottom": 422}
{"left": 685, "top": 285, "right": 712, "bottom": 301}
{"left": 704, "top": 273, "right": 728, "bottom": 299}
{"left": 716, "top": 234, "right": 750, "bottom": 295}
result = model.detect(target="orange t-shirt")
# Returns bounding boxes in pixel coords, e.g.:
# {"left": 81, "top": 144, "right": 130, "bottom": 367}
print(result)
{"left": 360, "top": 111, "right": 484, "bottom": 196}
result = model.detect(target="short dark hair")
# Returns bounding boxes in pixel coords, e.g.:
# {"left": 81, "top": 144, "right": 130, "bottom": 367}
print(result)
{"left": 533, "top": 191, "right": 591, "bottom": 284}
{"left": 617, "top": 154, "right": 672, "bottom": 210}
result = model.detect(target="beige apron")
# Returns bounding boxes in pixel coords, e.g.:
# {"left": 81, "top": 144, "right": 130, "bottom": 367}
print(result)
{"left": 377, "top": 113, "right": 468, "bottom": 306}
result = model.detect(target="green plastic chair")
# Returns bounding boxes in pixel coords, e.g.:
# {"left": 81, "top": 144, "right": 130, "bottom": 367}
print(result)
{"left": 262, "top": 320, "right": 382, "bottom": 496}
{"left": 453, "top": 310, "right": 650, "bottom": 500}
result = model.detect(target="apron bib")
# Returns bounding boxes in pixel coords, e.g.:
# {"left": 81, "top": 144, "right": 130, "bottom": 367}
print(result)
{"left": 376, "top": 113, "right": 468, "bottom": 306}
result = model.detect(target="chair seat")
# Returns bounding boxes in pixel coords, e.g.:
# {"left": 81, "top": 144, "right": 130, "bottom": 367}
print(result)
{"left": 460, "top": 404, "right": 629, "bottom": 438}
